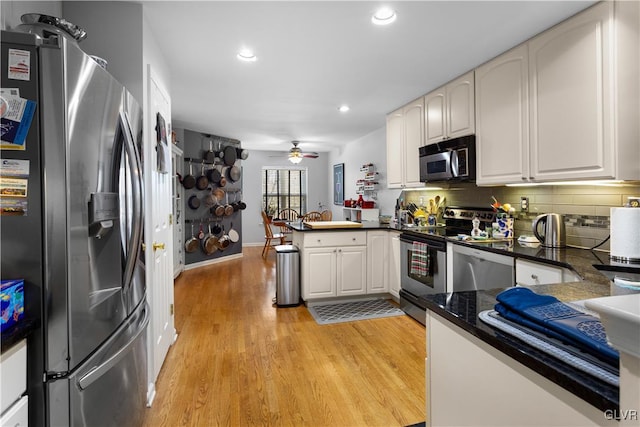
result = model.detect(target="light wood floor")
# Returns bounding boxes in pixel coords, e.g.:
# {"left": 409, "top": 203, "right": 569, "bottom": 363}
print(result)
{"left": 142, "top": 246, "right": 426, "bottom": 426}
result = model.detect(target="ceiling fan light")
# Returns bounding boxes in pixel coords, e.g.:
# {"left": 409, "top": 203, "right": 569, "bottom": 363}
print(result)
{"left": 289, "top": 156, "right": 303, "bottom": 164}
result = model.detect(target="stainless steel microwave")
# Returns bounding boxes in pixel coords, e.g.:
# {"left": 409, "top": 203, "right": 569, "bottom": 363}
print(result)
{"left": 419, "top": 135, "right": 476, "bottom": 182}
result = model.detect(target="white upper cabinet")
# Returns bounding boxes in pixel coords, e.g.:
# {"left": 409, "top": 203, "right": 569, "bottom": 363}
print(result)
{"left": 476, "top": 1, "right": 639, "bottom": 185}
{"left": 386, "top": 98, "right": 424, "bottom": 189}
{"left": 425, "top": 71, "right": 475, "bottom": 145}
{"left": 529, "top": 1, "right": 615, "bottom": 181}
{"left": 476, "top": 44, "right": 530, "bottom": 185}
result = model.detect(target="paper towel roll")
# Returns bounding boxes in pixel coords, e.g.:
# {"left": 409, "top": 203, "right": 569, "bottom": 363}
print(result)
{"left": 610, "top": 207, "right": 640, "bottom": 261}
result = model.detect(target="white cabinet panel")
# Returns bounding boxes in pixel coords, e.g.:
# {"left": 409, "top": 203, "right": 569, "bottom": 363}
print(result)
{"left": 529, "top": 1, "right": 613, "bottom": 181}
{"left": 367, "top": 231, "right": 389, "bottom": 294}
{"left": 337, "top": 247, "right": 367, "bottom": 295}
{"left": 425, "top": 71, "right": 475, "bottom": 145}
{"left": 476, "top": 44, "right": 530, "bottom": 185}
{"left": 1, "top": 340, "right": 26, "bottom": 415}
{"left": 305, "top": 248, "right": 337, "bottom": 299}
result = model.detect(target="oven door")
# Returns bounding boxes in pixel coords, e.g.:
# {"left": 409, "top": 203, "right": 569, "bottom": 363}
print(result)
{"left": 419, "top": 151, "right": 452, "bottom": 182}
{"left": 400, "top": 234, "right": 446, "bottom": 296}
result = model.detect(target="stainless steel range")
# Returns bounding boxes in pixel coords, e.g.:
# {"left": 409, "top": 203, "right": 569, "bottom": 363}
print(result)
{"left": 399, "top": 206, "right": 499, "bottom": 325}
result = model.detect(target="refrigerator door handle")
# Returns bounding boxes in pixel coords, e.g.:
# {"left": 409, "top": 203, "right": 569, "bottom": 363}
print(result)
{"left": 117, "top": 110, "right": 144, "bottom": 292}
{"left": 77, "top": 303, "right": 149, "bottom": 390}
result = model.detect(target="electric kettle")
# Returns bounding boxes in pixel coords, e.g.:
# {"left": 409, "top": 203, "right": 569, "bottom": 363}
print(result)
{"left": 532, "top": 213, "right": 566, "bottom": 248}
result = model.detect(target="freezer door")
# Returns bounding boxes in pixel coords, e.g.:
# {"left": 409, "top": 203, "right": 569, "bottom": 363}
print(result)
{"left": 39, "top": 36, "right": 145, "bottom": 373}
{"left": 48, "top": 301, "right": 149, "bottom": 427}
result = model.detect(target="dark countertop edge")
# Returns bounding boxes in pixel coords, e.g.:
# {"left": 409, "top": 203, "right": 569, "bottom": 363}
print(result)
{"left": 287, "top": 222, "right": 400, "bottom": 232}
{"left": 423, "top": 295, "right": 619, "bottom": 412}
{"left": 1, "top": 317, "right": 37, "bottom": 354}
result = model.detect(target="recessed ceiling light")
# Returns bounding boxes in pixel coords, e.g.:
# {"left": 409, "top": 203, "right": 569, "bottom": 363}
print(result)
{"left": 339, "top": 105, "right": 350, "bottom": 113}
{"left": 237, "top": 49, "right": 257, "bottom": 62}
{"left": 372, "top": 7, "right": 396, "bottom": 25}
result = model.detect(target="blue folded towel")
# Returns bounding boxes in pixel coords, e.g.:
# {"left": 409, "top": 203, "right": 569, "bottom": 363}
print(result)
{"left": 495, "top": 287, "right": 619, "bottom": 365}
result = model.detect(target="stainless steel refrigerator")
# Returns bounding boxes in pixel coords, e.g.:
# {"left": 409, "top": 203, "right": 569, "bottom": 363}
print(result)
{"left": 1, "top": 21, "right": 148, "bottom": 427}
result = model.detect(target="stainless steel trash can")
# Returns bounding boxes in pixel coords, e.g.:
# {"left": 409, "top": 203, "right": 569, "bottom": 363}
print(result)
{"left": 275, "top": 245, "right": 300, "bottom": 307}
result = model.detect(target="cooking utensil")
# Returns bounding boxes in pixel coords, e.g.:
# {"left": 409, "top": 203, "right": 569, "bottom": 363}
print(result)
{"left": 227, "top": 164, "right": 241, "bottom": 182}
{"left": 222, "top": 145, "right": 237, "bottom": 166}
{"left": 204, "top": 138, "right": 216, "bottom": 163}
{"left": 184, "top": 224, "right": 198, "bottom": 253}
{"left": 434, "top": 195, "right": 440, "bottom": 207}
{"left": 235, "top": 147, "right": 249, "bottom": 160}
{"left": 223, "top": 192, "right": 233, "bottom": 216}
{"left": 211, "top": 221, "right": 222, "bottom": 235}
{"left": 196, "top": 162, "right": 209, "bottom": 190}
{"left": 197, "top": 222, "right": 205, "bottom": 240}
{"left": 429, "top": 199, "right": 435, "bottom": 214}
{"left": 212, "top": 187, "right": 225, "bottom": 202}
{"left": 237, "top": 191, "right": 246, "bottom": 210}
{"left": 187, "top": 194, "right": 201, "bottom": 210}
{"left": 202, "top": 224, "right": 219, "bottom": 255}
{"left": 207, "top": 165, "right": 222, "bottom": 183}
{"left": 211, "top": 201, "right": 225, "bottom": 217}
{"left": 231, "top": 192, "right": 240, "bottom": 211}
{"left": 228, "top": 222, "right": 240, "bottom": 243}
{"left": 216, "top": 225, "right": 230, "bottom": 251}
{"left": 203, "top": 191, "right": 217, "bottom": 208}
{"left": 218, "top": 174, "right": 227, "bottom": 187}
{"left": 182, "top": 162, "right": 196, "bottom": 189}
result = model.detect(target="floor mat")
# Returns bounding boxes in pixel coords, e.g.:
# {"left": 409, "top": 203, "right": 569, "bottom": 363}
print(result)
{"left": 308, "top": 299, "right": 405, "bottom": 325}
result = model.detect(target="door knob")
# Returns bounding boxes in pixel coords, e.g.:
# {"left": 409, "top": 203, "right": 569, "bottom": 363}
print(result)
{"left": 153, "top": 242, "right": 166, "bottom": 251}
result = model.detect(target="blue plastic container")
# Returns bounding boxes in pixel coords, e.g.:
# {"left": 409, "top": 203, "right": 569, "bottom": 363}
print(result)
{"left": 1, "top": 279, "right": 25, "bottom": 332}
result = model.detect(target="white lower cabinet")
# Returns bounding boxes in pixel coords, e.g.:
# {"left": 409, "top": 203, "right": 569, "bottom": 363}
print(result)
{"left": 515, "top": 258, "right": 581, "bottom": 286}
{"left": 299, "top": 231, "right": 367, "bottom": 300}
{"left": 304, "top": 246, "right": 366, "bottom": 298}
{"left": 388, "top": 232, "right": 401, "bottom": 299}
{"left": 367, "top": 231, "right": 389, "bottom": 294}
{"left": 1, "top": 339, "right": 28, "bottom": 426}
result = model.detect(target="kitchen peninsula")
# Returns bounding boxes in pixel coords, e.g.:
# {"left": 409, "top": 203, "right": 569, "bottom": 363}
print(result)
{"left": 289, "top": 221, "right": 400, "bottom": 302}
{"left": 421, "top": 282, "right": 640, "bottom": 427}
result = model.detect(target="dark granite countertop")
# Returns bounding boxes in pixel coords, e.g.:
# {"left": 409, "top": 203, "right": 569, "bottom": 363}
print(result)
{"left": 1, "top": 317, "right": 37, "bottom": 354}
{"left": 287, "top": 221, "right": 400, "bottom": 232}
{"left": 420, "top": 282, "right": 618, "bottom": 412}
{"left": 446, "top": 237, "right": 640, "bottom": 286}
{"left": 288, "top": 221, "right": 639, "bottom": 285}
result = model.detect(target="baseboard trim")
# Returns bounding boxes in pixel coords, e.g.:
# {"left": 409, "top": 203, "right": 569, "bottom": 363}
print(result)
{"left": 184, "top": 253, "right": 243, "bottom": 270}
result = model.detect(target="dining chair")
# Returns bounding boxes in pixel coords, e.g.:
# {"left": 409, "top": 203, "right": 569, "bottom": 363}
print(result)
{"left": 277, "top": 208, "right": 299, "bottom": 221}
{"left": 302, "top": 211, "right": 323, "bottom": 222}
{"left": 261, "top": 211, "right": 286, "bottom": 258}
{"left": 320, "top": 210, "right": 333, "bottom": 221}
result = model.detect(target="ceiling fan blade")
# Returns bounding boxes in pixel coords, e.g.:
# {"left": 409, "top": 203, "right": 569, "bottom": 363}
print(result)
{"left": 301, "top": 152, "right": 318, "bottom": 158}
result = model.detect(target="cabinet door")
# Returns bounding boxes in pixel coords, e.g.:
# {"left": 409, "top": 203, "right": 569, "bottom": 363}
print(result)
{"left": 305, "top": 248, "right": 337, "bottom": 298}
{"left": 386, "top": 108, "right": 405, "bottom": 188}
{"left": 367, "top": 231, "right": 388, "bottom": 293}
{"left": 337, "top": 246, "right": 367, "bottom": 296}
{"left": 476, "top": 45, "right": 530, "bottom": 185}
{"left": 403, "top": 98, "right": 424, "bottom": 187}
{"left": 388, "top": 233, "right": 401, "bottom": 298}
{"left": 447, "top": 71, "right": 475, "bottom": 139}
{"left": 425, "top": 88, "right": 446, "bottom": 145}
{"left": 529, "top": 2, "right": 613, "bottom": 181}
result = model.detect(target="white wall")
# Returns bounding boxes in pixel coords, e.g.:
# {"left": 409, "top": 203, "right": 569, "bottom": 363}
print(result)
{"left": 63, "top": 2, "right": 144, "bottom": 102}
{"left": 328, "top": 127, "right": 401, "bottom": 219}
{"left": 1, "top": 1, "right": 62, "bottom": 30}
{"left": 241, "top": 150, "right": 329, "bottom": 244}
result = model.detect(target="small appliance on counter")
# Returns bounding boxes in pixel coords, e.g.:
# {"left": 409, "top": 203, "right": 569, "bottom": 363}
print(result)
{"left": 532, "top": 213, "right": 566, "bottom": 248}
{"left": 610, "top": 206, "right": 640, "bottom": 262}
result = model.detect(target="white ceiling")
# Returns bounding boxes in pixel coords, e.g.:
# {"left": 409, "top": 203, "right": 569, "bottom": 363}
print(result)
{"left": 142, "top": 1, "right": 595, "bottom": 153}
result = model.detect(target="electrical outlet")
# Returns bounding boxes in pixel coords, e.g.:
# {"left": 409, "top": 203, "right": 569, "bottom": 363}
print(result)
{"left": 520, "top": 197, "right": 529, "bottom": 212}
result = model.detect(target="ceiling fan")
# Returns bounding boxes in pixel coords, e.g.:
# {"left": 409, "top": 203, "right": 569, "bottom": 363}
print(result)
{"left": 287, "top": 141, "right": 318, "bottom": 164}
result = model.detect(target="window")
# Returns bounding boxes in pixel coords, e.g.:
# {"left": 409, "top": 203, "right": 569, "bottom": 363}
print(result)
{"left": 262, "top": 168, "right": 307, "bottom": 217}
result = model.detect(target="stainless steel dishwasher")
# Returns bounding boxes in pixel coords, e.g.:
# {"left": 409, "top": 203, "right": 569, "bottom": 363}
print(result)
{"left": 450, "top": 244, "right": 515, "bottom": 291}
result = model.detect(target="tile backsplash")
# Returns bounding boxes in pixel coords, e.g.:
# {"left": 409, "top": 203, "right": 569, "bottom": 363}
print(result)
{"left": 402, "top": 182, "right": 640, "bottom": 251}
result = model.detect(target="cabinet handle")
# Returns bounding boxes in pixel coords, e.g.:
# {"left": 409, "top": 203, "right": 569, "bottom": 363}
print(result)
{"left": 333, "top": 249, "right": 337, "bottom": 253}
{"left": 338, "top": 249, "right": 342, "bottom": 252}
{"left": 531, "top": 274, "right": 538, "bottom": 280}
{"left": 317, "top": 239, "right": 321, "bottom": 243}
{"left": 352, "top": 238, "right": 356, "bottom": 241}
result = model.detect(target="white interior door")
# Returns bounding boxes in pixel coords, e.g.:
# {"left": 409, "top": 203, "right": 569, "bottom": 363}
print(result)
{"left": 145, "top": 65, "right": 175, "bottom": 405}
